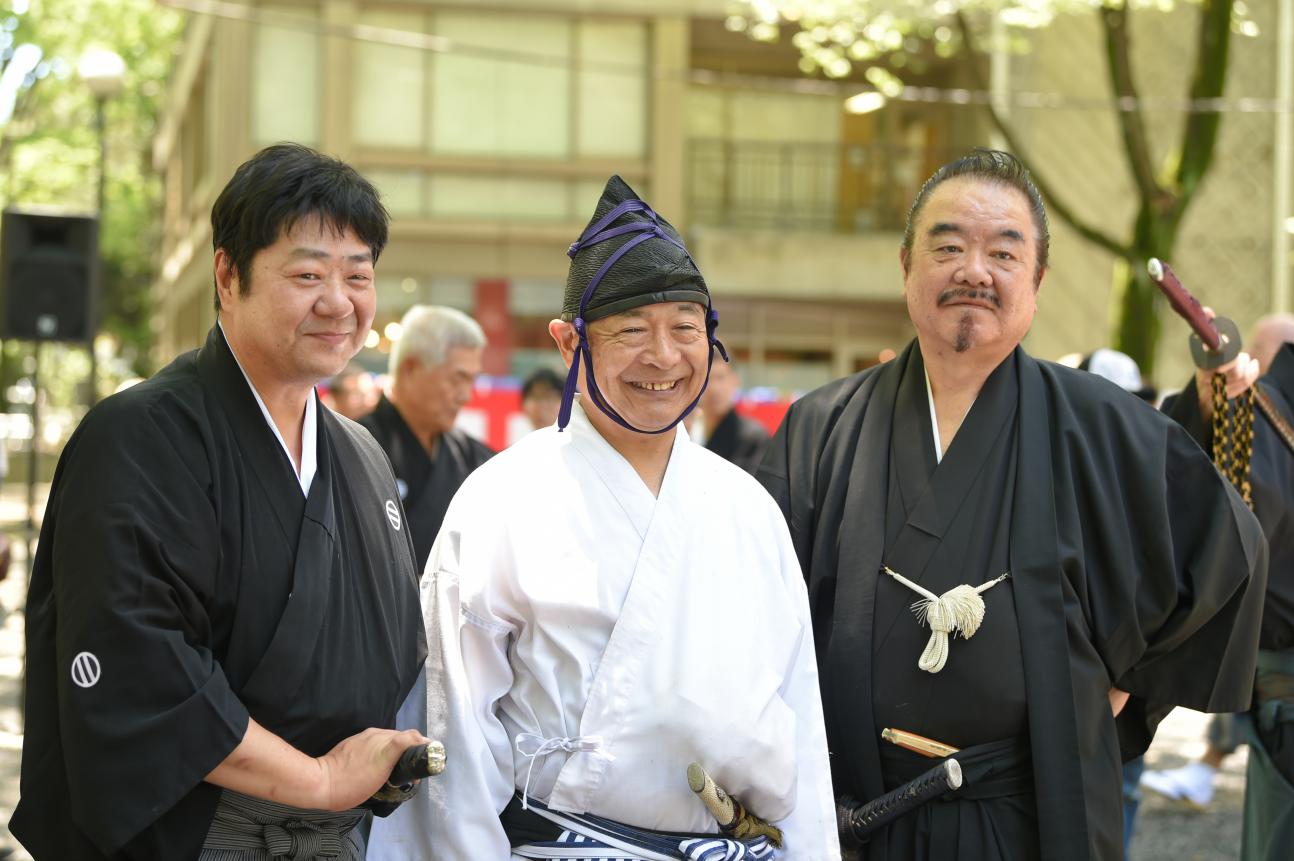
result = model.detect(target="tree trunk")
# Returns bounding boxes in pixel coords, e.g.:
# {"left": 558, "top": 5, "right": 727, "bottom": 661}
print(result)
{"left": 1113, "top": 204, "right": 1181, "bottom": 376}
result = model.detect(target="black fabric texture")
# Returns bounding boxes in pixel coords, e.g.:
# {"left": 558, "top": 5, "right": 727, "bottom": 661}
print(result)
{"left": 359, "top": 394, "right": 494, "bottom": 573}
{"left": 562, "top": 176, "right": 709, "bottom": 322}
{"left": 705, "top": 409, "right": 771, "bottom": 476}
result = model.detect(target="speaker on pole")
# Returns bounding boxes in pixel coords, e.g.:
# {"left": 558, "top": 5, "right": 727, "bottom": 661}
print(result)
{"left": 0, "top": 208, "right": 99, "bottom": 343}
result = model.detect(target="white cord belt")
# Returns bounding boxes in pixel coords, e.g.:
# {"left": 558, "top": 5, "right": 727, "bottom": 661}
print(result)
{"left": 883, "top": 565, "right": 1010, "bottom": 674}
{"left": 515, "top": 732, "right": 612, "bottom": 810}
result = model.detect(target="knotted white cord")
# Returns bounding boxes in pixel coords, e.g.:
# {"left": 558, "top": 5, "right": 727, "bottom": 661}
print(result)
{"left": 883, "top": 566, "right": 1010, "bottom": 674}
{"left": 514, "top": 732, "right": 611, "bottom": 810}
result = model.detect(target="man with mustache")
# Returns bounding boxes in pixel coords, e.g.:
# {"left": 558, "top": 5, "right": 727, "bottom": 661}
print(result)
{"left": 12, "top": 144, "right": 428, "bottom": 860}
{"left": 758, "top": 149, "right": 1267, "bottom": 860}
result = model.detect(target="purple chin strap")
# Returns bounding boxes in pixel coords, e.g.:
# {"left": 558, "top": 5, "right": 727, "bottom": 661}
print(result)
{"left": 557, "top": 198, "right": 728, "bottom": 435}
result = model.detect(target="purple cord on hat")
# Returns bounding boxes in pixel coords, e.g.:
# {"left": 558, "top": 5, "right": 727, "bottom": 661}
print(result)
{"left": 557, "top": 199, "right": 728, "bottom": 435}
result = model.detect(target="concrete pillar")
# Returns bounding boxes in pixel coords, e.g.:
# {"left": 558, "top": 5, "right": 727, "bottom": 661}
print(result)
{"left": 650, "top": 17, "right": 688, "bottom": 226}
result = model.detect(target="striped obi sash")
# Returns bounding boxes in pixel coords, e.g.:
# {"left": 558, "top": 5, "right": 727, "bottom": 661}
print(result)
{"left": 508, "top": 794, "right": 776, "bottom": 861}
{"left": 200, "top": 788, "right": 366, "bottom": 860}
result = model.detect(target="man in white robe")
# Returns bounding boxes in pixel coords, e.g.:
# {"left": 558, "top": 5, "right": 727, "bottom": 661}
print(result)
{"left": 369, "top": 176, "right": 839, "bottom": 861}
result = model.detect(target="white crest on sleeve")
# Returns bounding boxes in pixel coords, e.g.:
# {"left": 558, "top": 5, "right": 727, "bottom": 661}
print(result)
{"left": 71, "top": 652, "right": 101, "bottom": 688}
{"left": 385, "top": 499, "right": 402, "bottom": 531}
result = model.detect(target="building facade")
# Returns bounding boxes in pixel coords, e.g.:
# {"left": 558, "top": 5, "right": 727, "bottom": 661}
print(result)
{"left": 151, "top": 0, "right": 1292, "bottom": 393}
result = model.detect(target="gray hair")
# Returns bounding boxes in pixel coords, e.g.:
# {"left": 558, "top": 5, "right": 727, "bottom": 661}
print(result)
{"left": 388, "top": 305, "right": 486, "bottom": 377}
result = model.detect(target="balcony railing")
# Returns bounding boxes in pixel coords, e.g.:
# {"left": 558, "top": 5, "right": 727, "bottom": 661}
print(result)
{"left": 688, "top": 139, "right": 958, "bottom": 234}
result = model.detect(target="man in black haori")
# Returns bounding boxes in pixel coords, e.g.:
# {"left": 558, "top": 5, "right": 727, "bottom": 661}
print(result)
{"left": 759, "top": 149, "right": 1267, "bottom": 860}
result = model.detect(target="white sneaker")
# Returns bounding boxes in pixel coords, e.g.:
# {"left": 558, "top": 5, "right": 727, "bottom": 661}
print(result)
{"left": 1140, "top": 762, "right": 1218, "bottom": 810}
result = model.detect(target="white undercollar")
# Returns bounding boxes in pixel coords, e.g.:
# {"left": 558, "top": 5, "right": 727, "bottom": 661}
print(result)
{"left": 922, "top": 366, "right": 974, "bottom": 465}
{"left": 219, "top": 321, "right": 317, "bottom": 495}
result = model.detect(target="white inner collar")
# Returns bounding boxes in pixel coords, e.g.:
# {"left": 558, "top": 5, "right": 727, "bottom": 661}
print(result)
{"left": 219, "top": 321, "right": 317, "bottom": 495}
{"left": 923, "top": 366, "right": 974, "bottom": 465}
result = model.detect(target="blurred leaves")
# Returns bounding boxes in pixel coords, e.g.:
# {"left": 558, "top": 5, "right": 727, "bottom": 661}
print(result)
{"left": 0, "top": 0, "right": 184, "bottom": 390}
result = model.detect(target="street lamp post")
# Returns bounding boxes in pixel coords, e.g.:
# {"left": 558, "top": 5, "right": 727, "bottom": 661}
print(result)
{"left": 77, "top": 47, "right": 125, "bottom": 407}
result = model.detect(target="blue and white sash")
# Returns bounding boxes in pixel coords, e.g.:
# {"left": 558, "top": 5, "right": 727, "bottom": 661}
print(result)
{"left": 510, "top": 796, "right": 775, "bottom": 861}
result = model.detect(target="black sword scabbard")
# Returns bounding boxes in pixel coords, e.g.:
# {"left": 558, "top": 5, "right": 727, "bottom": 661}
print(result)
{"left": 837, "top": 759, "right": 963, "bottom": 846}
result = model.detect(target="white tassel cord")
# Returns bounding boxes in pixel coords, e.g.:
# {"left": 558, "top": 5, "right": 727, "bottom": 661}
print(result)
{"left": 882, "top": 566, "right": 1010, "bottom": 674}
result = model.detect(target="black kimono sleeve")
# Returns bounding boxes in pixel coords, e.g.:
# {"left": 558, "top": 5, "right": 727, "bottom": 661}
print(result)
{"left": 15, "top": 393, "right": 249, "bottom": 858}
{"left": 1066, "top": 400, "right": 1269, "bottom": 756}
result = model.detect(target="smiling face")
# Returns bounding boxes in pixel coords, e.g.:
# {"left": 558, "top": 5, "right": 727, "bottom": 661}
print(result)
{"left": 550, "top": 301, "right": 710, "bottom": 439}
{"left": 217, "top": 216, "right": 376, "bottom": 391}
{"left": 901, "top": 177, "right": 1043, "bottom": 363}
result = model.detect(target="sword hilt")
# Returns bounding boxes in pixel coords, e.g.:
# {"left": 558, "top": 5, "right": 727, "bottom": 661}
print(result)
{"left": 837, "top": 758, "right": 963, "bottom": 846}
{"left": 389, "top": 740, "right": 446, "bottom": 785}
{"left": 1147, "top": 258, "right": 1241, "bottom": 369}
{"left": 364, "top": 740, "right": 447, "bottom": 816}
{"left": 686, "top": 761, "right": 784, "bottom": 848}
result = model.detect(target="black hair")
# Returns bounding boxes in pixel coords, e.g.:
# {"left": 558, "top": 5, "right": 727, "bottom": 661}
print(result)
{"left": 211, "top": 143, "right": 389, "bottom": 310}
{"left": 902, "top": 148, "right": 1049, "bottom": 281}
{"left": 522, "top": 368, "right": 564, "bottom": 400}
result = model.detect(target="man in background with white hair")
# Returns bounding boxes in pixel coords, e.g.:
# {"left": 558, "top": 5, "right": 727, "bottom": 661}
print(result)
{"left": 360, "top": 305, "right": 493, "bottom": 572}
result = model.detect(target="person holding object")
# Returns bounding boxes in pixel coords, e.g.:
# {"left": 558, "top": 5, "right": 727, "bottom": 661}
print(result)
{"left": 11, "top": 144, "right": 428, "bottom": 860}
{"left": 758, "top": 149, "right": 1267, "bottom": 860}
{"left": 1154, "top": 299, "right": 1294, "bottom": 860}
{"left": 368, "top": 176, "right": 839, "bottom": 860}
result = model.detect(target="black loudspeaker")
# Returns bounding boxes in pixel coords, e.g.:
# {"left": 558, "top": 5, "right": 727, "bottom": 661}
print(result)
{"left": 0, "top": 208, "right": 99, "bottom": 342}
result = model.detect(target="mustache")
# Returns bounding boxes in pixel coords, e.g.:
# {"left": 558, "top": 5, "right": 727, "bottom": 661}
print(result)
{"left": 938, "top": 287, "right": 1000, "bottom": 308}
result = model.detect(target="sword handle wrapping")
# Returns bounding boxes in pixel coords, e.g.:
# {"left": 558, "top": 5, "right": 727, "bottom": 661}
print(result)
{"left": 388, "top": 740, "right": 447, "bottom": 786}
{"left": 364, "top": 741, "right": 447, "bottom": 817}
{"left": 838, "top": 759, "right": 963, "bottom": 846}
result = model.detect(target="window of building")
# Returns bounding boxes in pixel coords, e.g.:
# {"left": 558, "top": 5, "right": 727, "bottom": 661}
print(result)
{"left": 353, "top": 9, "right": 426, "bottom": 148}
{"left": 349, "top": 9, "right": 648, "bottom": 163}
{"left": 252, "top": 3, "right": 321, "bottom": 146}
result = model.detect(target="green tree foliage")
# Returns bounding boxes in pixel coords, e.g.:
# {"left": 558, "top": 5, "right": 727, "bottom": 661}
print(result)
{"left": 737, "top": 0, "right": 1247, "bottom": 378}
{"left": 0, "top": 0, "right": 184, "bottom": 393}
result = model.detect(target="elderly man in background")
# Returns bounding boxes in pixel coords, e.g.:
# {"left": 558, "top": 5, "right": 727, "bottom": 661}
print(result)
{"left": 360, "top": 305, "right": 493, "bottom": 573}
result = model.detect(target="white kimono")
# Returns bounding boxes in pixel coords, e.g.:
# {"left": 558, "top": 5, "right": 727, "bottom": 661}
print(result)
{"left": 369, "top": 401, "right": 840, "bottom": 860}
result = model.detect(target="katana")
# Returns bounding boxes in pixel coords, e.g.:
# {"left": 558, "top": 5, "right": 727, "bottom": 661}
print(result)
{"left": 836, "top": 758, "right": 964, "bottom": 847}
{"left": 365, "top": 740, "right": 446, "bottom": 816}
{"left": 686, "top": 761, "right": 785, "bottom": 848}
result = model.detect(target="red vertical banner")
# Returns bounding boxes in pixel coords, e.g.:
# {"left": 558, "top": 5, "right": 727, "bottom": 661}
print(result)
{"left": 474, "top": 277, "right": 513, "bottom": 376}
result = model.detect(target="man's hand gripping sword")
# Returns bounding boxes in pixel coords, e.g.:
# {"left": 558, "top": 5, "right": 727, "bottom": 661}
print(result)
{"left": 686, "top": 762, "right": 784, "bottom": 848}
{"left": 364, "top": 741, "right": 447, "bottom": 817}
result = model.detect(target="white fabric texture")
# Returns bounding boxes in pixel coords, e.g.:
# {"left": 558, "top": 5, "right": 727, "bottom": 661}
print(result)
{"left": 368, "top": 400, "right": 839, "bottom": 860}
{"left": 219, "top": 320, "right": 317, "bottom": 495}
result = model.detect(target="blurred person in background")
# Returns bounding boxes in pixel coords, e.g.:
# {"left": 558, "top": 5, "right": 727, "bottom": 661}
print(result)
{"left": 360, "top": 305, "right": 493, "bottom": 573}
{"left": 1150, "top": 312, "right": 1294, "bottom": 861}
{"left": 699, "top": 358, "right": 769, "bottom": 475}
{"left": 520, "top": 367, "right": 564, "bottom": 432}
{"left": 328, "top": 362, "right": 380, "bottom": 421}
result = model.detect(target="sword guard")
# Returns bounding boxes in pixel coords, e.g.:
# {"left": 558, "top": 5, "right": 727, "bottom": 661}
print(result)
{"left": 1190, "top": 316, "right": 1242, "bottom": 370}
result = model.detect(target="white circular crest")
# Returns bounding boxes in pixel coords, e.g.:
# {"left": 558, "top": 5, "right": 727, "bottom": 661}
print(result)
{"left": 71, "top": 652, "right": 101, "bottom": 688}
{"left": 385, "top": 499, "right": 402, "bottom": 531}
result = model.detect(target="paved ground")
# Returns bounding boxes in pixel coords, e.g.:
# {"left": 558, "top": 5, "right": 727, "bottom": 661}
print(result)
{"left": 0, "top": 481, "right": 1254, "bottom": 859}
{"left": 1133, "top": 708, "right": 1247, "bottom": 860}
